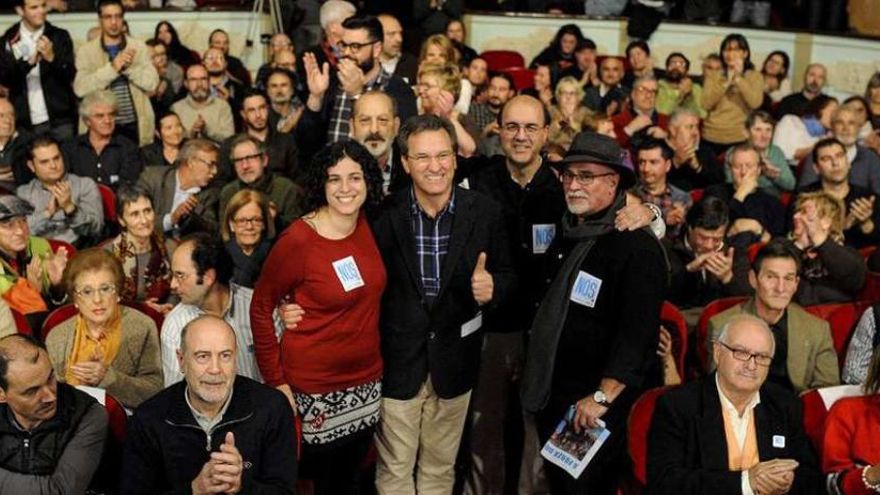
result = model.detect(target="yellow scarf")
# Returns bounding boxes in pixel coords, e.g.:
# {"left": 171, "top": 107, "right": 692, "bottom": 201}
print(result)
{"left": 65, "top": 308, "right": 123, "bottom": 386}
{"left": 723, "top": 406, "right": 760, "bottom": 472}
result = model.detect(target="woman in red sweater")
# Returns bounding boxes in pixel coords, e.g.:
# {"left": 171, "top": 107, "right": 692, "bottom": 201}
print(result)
{"left": 823, "top": 348, "right": 880, "bottom": 494}
{"left": 250, "top": 140, "right": 386, "bottom": 493}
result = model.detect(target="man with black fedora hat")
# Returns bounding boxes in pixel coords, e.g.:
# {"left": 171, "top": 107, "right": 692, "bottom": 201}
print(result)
{"left": 521, "top": 131, "right": 668, "bottom": 494}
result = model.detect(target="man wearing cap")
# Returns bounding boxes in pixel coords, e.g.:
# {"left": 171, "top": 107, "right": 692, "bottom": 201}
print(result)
{"left": 0, "top": 195, "right": 68, "bottom": 326}
{"left": 521, "top": 131, "right": 668, "bottom": 494}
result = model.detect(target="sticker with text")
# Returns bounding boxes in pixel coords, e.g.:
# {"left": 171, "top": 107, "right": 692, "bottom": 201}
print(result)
{"left": 532, "top": 224, "right": 556, "bottom": 254}
{"left": 570, "top": 271, "right": 602, "bottom": 308}
{"left": 332, "top": 256, "right": 365, "bottom": 292}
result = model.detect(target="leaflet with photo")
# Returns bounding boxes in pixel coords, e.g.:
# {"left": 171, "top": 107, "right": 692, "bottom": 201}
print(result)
{"left": 540, "top": 405, "right": 610, "bottom": 479}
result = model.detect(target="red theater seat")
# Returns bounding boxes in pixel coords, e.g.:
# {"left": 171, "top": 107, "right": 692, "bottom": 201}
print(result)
{"left": 625, "top": 386, "right": 673, "bottom": 493}
{"left": 480, "top": 50, "right": 525, "bottom": 71}
{"left": 696, "top": 296, "right": 749, "bottom": 372}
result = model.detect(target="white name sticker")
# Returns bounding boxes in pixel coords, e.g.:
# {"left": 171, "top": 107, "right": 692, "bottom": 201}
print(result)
{"left": 773, "top": 435, "right": 786, "bottom": 449}
{"left": 570, "top": 271, "right": 602, "bottom": 308}
{"left": 332, "top": 256, "right": 365, "bottom": 292}
{"left": 461, "top": 311, "right": 483, "bottom": 338}
{"left": 532, "top": 224, "right": 556, "bottom": 254}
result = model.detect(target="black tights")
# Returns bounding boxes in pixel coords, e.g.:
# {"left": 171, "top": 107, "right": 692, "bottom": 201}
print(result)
{"left": 299, "top": 429, "right": 374, "bottom": 495}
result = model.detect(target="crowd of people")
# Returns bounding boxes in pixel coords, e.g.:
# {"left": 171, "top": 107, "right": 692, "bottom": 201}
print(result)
{"left": 1, "top": 0, "right": 880, "bottom": 493}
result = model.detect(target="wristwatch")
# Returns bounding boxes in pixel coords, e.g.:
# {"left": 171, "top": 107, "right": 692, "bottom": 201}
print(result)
{"left": 593, "top": 390, "right": 612, "bottom": 407}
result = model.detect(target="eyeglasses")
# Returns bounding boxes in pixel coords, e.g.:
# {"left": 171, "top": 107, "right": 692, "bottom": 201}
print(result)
{"left": 501, "top": 123, "right": 544, "bottom": 136}
{"left": 232, "top": 153, "right": 263, "bottom": 165}
{"left": 191, "top": 156, "right": 218, "bottom": 169}
{"left": 74, "top": 284, "right": 117, "bottom": 300}
{"left": 337, "top": 40, "right": 378, "bottom": 53}
{"left": 636, "top": 86, "right": 659, "bottom": 95}
{"left": 559, "top": 171, "right": 616, "bottom": 186}
{"left": 406, "top": 150, "right": 455, "bottom": 166}
{"left": 716, "top": 341, "right": 773, "bottom": 366}
{"left": 233, "top": 216, "right": 264, "bottom": 227}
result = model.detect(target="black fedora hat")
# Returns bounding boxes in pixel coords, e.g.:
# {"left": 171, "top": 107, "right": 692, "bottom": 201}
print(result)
{"left": 552, "top": 131, "right": 635, "bottom": 189}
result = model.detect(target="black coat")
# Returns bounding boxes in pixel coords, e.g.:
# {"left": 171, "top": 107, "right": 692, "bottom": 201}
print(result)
{"left": 120, "top": 376, "right": 298, "bottom": 494}
{"left": 647, "top": 374, "right": 823, "bottom": 495}
{"left": 536, "top": 223, "right": 667, "bottom": 408}
{"left": 0, "top": 21, "right": 78, "bottom": 127}
{"left": 372, "top": 187, "right": 516, "bottom": 399}
{"left": 466, "top": 155, "right": 566, "bottom": 334}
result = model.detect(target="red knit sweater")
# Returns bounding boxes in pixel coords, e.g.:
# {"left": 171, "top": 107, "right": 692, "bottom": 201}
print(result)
{"left": 823, "top": 395, "right": 880, "bottom": 495}
{"left": 249, "top": 213, "right": 386, "bottom": 394}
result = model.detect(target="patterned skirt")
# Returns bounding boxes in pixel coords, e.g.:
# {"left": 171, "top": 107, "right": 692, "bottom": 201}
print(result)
{"left": 294, "top": 378, "right": 382, "bottom": 446}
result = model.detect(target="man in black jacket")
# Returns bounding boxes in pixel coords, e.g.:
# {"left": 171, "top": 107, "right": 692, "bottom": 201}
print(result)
{"left": 647, "top": 314, "right": 822, "bottom": 495}
{"left": 120, "top": 315, "right": 298, "bottom": 494}
{"left": 521, "top": 131, "right": 667, "bottom": 495}
{"left": 0, "top": 334, "right": 107, "bottom": 493}
{"left": 372, "top": 114, "right": 516, "bottom": 494}
{"left": 0, "top": 0, "right": 78, "bottom": 140}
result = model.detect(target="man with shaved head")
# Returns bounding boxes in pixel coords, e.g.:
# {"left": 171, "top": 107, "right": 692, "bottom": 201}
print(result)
{"left": 648, "top": 314, "right": 822, "bottom": 494}
{"left": 121, "top": 315, "right": 298, "bottom": 494}
{"left": 0, "top": 334, "right": 107, "bottom": 492}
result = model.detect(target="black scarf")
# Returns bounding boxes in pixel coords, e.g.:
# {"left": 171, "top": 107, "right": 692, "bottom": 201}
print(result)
{"left": 521, "top": 192, "right": 625, "bottom": 413}
{"left": 226, "top": 239, "right": 272, "bottom": 288}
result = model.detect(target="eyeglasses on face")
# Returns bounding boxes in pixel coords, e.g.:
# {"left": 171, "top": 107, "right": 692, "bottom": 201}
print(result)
{"left": 74, "top": 284, "right": 117, "bottom": 300}
{"left": 406, "top": 151, "right": 455, "bottom": 166}
{"left": 337, "top": 40, "right": 378, "bottom": 53}
{"left": 232, "top": 153, "right": 263, "bottom": 165}
{"left": 716, "top": 340, "right": 772, "bottom": 366}
{"left": 559, "top": 170, "right": 616, "bottom": 186}
{"left": 233, "top": 216, "right": 264, "bottom": 227}
{"left": 500, "top": 123, "right": 543, "bottom": 136}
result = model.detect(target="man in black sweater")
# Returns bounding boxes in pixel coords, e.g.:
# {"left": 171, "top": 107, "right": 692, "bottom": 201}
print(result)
{"left": 0, "top": 0, "right": 78, "bottom": 141}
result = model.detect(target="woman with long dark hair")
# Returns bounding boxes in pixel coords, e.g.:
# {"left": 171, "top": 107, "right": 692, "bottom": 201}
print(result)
{"left": 153, "top": 21, "right": 199, "bottom": 69}
{"left": 250, "top": 140, "right": 386, "bottom": 494}
{"left": 529, "top": 24, "right": 584, "bottom": 73}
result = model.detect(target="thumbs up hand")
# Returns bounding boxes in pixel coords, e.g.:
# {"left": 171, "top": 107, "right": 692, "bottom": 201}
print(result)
{"left": 471, "top": 252, "right": 494, "bottom": 306}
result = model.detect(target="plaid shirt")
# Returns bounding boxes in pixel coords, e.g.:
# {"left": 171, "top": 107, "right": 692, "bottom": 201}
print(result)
{"left": 468, "top": 103, "right": 498, "bottom": 134}
{"left": 327, "top": 68, "right": 392, "bottom": 143}
{"left": 410, "top": 188, "right": 456, "bottom": 306}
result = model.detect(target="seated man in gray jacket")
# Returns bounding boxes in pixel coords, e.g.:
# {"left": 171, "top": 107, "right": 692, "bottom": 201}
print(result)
{"left": 17, "top": 136, "right": 104, "bottom": 246}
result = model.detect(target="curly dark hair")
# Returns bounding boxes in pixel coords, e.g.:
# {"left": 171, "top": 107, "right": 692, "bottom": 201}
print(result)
{"left": 301, "top": 140, "right": 384, "bottom": 214}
